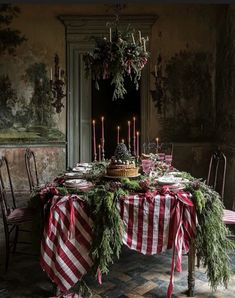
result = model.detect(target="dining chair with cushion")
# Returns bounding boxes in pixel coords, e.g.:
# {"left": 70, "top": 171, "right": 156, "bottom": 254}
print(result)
{"left": 25, "top": 148, "right": 39, "bottom": 192}
{"left": 0, "top": 156, "right": 33, "bottom": 271}
{"left": 206, "top": 149, "right": 235, "bottom": 237}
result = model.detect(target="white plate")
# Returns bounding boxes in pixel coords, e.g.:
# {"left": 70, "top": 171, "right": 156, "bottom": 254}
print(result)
{"left": 65, "top": 172, "right": 82, "bottom": 177}
{"left": 156, "top": 176, "right": 180, "bottom": 185}
{"left": 76, "top": 163, "right": 92, "bottom": 167}
{"left": 65, "top": 179, "right": 87, "bottom": 185}
{"left": 72, "top": 167, "right": 90, "bottom": 173}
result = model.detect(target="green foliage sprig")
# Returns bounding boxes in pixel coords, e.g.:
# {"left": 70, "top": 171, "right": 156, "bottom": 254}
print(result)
{"left": 84, "top": 186, "right": 123, "bottom": 276}
{"left": 186, "top": 180, "right": 235, "bottom": 291}
{"left": 83, "top": 25, "right": 149, "bottom": 100}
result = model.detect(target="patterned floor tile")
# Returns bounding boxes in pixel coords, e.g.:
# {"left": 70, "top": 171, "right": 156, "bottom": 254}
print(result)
{"left": 133, "top": 281, "right": 157, "bottom": 295}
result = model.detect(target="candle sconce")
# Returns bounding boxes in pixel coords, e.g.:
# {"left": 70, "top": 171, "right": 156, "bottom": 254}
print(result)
{"left": 50, "top": 54, "right": 66, "bottom": 113}
{"left": 150, "top": 54, "right": 166, "bottom": 114}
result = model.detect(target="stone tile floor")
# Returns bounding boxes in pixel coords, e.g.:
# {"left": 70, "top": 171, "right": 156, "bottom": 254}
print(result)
{"left": 0, "top": 220, "right": 235, "bottom": 297}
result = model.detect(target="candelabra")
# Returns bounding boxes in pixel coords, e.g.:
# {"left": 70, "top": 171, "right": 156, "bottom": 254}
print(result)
{"left": 50, "top": 54, "right": 66, "bottom": 113}
{"left": 101, "top": 138, "right": 105, "bottom": 162}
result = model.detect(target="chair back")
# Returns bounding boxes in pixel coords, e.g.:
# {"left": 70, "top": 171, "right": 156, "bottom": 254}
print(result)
{"left": 0, "top": 156, "right": 16, "bottom": 218}
{"left": 25, "top": 148, "right": 39, "bottom": 192}
{"left": 207, "top": 149, "right": 226, "bottom": 200}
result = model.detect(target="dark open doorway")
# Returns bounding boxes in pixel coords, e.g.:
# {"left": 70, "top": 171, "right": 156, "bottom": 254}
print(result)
{"left": 92, "top": 78, "right": 141, "bottom": 159}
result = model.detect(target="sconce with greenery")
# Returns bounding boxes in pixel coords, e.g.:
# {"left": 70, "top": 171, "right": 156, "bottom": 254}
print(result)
{"left": 84, "top": 25, "right": 149, "bottom": 100}
{"left": 0, "top": 4, "right": 26, "bottom": 55}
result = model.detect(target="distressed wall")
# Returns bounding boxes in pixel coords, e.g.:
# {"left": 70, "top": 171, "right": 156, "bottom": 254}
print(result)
{"left": 0, "top": 4, "right": 221, "bottom": 192}
{"left": 216, "top": 5, "right": 235, "bottom": 208}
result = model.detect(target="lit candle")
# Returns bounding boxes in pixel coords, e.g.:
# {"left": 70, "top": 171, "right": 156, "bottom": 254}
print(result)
{"left": 138, "top": 31, "right": 142, "bottom": 44}
{"left": 156, "top": 137, "right": 159, "bottom": 152}
{"left": 98, "top": 144, "right": 101, "bottom": 162}
{"left": 101, "top": 116, "right": 104, "bottom": 146}
{"left": 50, "top": 68, "right": 53, "bottom": 80}
{"left": 136, "top": 131, "right": 140, "bottom": 158}
{"left": 117, "top": 126, "right": 120, "bottom": 144}
{"left": 122, "top": 139, "right": 125, "bottom": 144}
{"left": 128, "top": 121, "right": 131, "bottom": 148}
{"left": 133, "top": 117, "right": 136, "bottom": 155}
{"left": 92, "top": 120, "right": 97, "bottom": 160}
{"left": 131, "top": 33, "right": 135, "bottom": 45}
{"left": 109, "top": 27, "right": 112, "bottom": 42}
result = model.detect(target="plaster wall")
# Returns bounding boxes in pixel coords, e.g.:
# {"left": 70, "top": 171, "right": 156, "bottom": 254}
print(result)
{"left": 0, "top": 4, "right": 219, "bottom": 191}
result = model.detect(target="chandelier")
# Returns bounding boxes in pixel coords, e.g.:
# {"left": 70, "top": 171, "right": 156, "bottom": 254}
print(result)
{"left": 83, "top": 17, "right": 149, "bottom": 100}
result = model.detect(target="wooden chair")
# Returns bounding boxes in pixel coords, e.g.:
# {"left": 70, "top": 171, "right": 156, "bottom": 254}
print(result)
{"left": 207, "top": 149, "right": 235, "bottom": 236}
{"left": 25, "top": 148, "right": 39, "bottom": 192}
{"left": 0, "top": 156, "right": 33, "bottom": 271}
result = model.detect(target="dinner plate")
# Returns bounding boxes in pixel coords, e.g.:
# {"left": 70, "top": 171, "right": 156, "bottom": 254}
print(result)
{"left": 64, "top": 172, "right": 83, "bottom": 177}
{"left": 65, "top": 179, "right": 87, "bottom": 185}
{"left": 156, "top": 176, "right": 178, "bottom": 185}
{"left": 76, "top": 163, "right": 92, "bottom": 168}
{"left": 72, "top": 167, "right": 91, "bottom": 173}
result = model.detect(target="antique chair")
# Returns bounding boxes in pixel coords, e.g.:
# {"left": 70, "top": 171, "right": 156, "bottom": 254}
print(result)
{"left": 0, "top": 156, "right": 33, "bottom": 271}
{"left": 25, "top": 148, "right": 39, "bottom": 192}
{"left": 206, "top": 149, "right": 235, "bottom": 236}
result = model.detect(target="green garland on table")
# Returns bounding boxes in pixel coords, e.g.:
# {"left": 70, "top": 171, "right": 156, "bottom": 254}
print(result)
{"left": 84, "top": 185, "right": 125, "bottom": 276}
{"left": 184, "top": 175, "right": 235, "bottom": 291}
{"left": 29, "top": 173, "right": 235, "bottom": 295}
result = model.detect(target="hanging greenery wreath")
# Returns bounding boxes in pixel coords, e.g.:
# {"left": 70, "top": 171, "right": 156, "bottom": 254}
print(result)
{"left": 83, "top": 25, "right": 149, "bottom": 100}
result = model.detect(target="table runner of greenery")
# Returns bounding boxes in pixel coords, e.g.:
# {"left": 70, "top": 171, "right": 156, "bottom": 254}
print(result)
{"left": 29, "top": 164, "right": 235, "bottom": 297}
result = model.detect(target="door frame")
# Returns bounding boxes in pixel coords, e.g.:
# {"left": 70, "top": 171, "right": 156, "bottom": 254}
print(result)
{"left": 59, "top": 15, "right": 157, "bottom": 167}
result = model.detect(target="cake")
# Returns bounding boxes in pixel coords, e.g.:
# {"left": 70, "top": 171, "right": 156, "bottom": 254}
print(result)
{"left": 106, "top": 143, "right": 139, "bottom": 177}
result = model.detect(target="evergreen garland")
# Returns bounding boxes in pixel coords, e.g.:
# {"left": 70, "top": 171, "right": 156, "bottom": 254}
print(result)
{"left": 29, "top": 172, "right": 235, "bottom": 295}
{"left": 185, "top": 178, "right": 235, "bottom": 291}
{"left": 83, "top": 25, "right": 149, "bottom": 100}
{"left": 84, "top": 186, "right": 123, "bottom": 276}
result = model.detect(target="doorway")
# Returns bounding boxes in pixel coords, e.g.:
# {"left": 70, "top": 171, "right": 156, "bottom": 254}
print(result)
{"left": 59, "top": 15, "right": 155, "bottom": 166}
{"left": 92, "top": 78, "right": 141, "bottom": 159}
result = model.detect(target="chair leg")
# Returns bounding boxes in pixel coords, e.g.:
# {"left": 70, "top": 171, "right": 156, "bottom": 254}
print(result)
{"left": 12, "top": 225, "right": 19, "bottom": 253}
{"left": 4, "top": 226, "right": 10, "bottom": 272}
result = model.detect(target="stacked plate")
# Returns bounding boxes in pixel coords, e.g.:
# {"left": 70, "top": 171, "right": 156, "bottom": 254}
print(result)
{"left": 64, "top": 179, "right": 93, "bottom": 192}
{"left": 155, "top": 175, "right": 189, "bottom": 192}
{"left": 72, "top": 163, "right": 93, "bottom": 174}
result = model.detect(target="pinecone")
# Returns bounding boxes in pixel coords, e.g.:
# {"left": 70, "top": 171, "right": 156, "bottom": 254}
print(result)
{"left": 114, "top": 143, "right": 131, "bottom": 161}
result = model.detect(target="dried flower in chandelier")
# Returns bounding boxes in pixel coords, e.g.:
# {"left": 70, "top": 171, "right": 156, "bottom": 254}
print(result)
{"left": 83, "top": 25, "right": 149, "bottom": 100}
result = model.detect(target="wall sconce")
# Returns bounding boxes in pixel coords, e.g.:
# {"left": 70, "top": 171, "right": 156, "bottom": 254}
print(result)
{"left": 50, "top": 54, "right": 66, "bottom": 113}
{"left": 150, "top": 54, "right": 166, "bottom": 114}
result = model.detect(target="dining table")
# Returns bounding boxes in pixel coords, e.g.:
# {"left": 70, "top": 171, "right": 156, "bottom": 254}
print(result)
{"left": 36, "top": 163, "right": 197, "bottom": 298}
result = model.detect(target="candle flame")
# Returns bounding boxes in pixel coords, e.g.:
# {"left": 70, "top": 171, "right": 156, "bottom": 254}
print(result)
{"left": 137, "top": 131, "right": 139, "bottom": 135}
{"left": 98, "top": 144, "right": 101, "bottom": 148}
{"left": 92, "top": 120, "right": 95, "bottom": 124}
{"left": 133, "top": 117, "right": 136, "bottom": 121}
{"left": 128, "top": 121, "right": 130, "bottom": 125}
{"left": 101, "top": 116, "right": 104, "bottom": 121}
{"left": 117, "top": 126, "right": 120, "bottom": 130}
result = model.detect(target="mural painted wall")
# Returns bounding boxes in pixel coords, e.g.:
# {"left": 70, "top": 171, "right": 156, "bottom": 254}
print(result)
{"left": 0, "top": 4, "right": 221, "bottom": 191}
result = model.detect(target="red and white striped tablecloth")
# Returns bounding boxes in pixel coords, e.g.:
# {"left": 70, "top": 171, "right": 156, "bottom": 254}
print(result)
{"left": 41, "top": 191, "right": 196, "bottom": 298}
